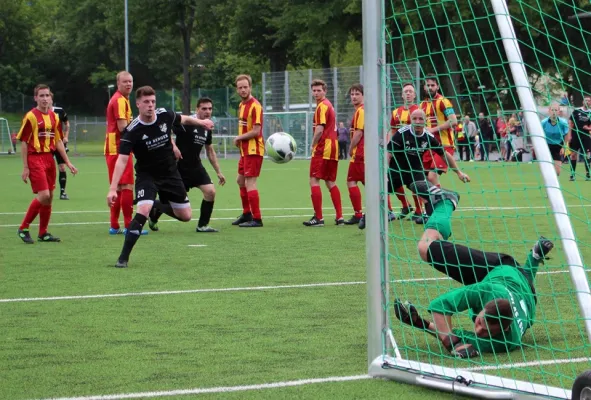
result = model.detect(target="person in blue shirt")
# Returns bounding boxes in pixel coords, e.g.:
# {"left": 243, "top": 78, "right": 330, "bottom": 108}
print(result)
{"left": 541, "top": 104, "right": 569, "bottom": 176}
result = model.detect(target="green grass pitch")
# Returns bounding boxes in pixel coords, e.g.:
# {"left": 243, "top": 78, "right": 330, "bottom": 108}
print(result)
{"left": 1, "top": 155, "right": 590, "bottom": 399}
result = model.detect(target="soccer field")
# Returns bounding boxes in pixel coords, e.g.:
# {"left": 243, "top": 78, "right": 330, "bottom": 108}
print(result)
{"left": 1, "top": 155, "right": 590, "bottom": 400}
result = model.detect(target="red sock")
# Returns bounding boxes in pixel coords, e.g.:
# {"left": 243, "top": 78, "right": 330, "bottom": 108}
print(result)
{"left": 120, "top": 189, "right": 134, "bottom": 228}
{"left": 247, "top": 190, "right": 261, "bottom": 220}
{"left": 394, "top": 186, "right": 409, "bottom": 208}
{"left": 20, "top": 198, "right": 42, "bottom": 230}
{"left": 413, "top": 194, "right": 423, "bottom": 214}
{"left": 311, "top": 185, "right": 323, "bottom": 219}
{"left": 38, "top": 204, "right": 52, "bottom": 236}
{"left": 239, "top": 186, "right": 251, "bottom": 214}
{"left": 348, "top": 186, "right": 363, "bottom": 217}
{"left": 330, "top": 185, "right": 343, "bottom": 219}
{"left": 387, "top": 195, "right": 393, "bottom": 211}
{"left": 110, "top": 192, "right": 121, "bottom": 229}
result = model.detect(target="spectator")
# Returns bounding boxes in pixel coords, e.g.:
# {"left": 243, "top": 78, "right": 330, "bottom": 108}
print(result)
{"left": 464, "top": 115, "right": 478, "bottom": 162}
{"left": 337, "top": 121, "right": 350, "bottom": 160}
{"left": 478, "top": 112, "right": 493, "bottom": 161}
{"left": 456, "top": 120, "right": 468, "bottom": 161}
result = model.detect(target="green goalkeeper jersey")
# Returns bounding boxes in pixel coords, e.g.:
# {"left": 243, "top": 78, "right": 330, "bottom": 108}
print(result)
{"left": 428, "top": 265, "right": 536, "bottom": 353}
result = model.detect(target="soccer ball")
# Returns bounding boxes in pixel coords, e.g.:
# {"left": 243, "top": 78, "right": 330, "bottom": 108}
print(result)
{"left": 265, "top": 132, "right": 297, "bottom": 164}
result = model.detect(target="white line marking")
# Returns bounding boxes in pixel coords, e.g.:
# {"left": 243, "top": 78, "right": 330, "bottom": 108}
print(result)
{"left": 187, "top": 244, "right": 207, "bottom": 247}
{"left": 34, "top": 357, "right": 591, "bottom": 400}
{"left": 466, "top": 357, "right": 591, "bottom": 371}
{"left": 37, "top": 375, "right": 372, "bottom": 400}
{"left": 2, "top": 269, "right": 588, "bottom": 304}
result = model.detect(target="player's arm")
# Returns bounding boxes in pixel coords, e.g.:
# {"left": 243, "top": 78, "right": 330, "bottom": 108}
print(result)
{"left": 180, "top": 115, "right": 214, "bottom": 130}
{"left": 235, "top": 124, "right": 261, "bottom": 141}
{"left": 20, "top": 142, "right": 29, "bottom": 183}
{"left": 311, "top": 124, "right": 324, "bottom": 147}
{"left": 349, "top": 129, "right": 363, "bottom": 156}
{"left": 170, "top": 126, "right": 183, "bottom": 160}
{"left": 565, "top": 119, "right": 574, "bottom": 147}
{"left": 430, "top": 135, "right": 469, "bottom": 182}
{"left": 205, "top": 144, "right": 226, "bottom": 185}
{"left": 429, "top": 102, "right": 457, "bottom": 133}
{"left": 116, "top": 119, "right": 128, "bottom": 133}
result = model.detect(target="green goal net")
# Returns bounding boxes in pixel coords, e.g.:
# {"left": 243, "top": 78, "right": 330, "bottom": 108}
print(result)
{"left": 363, "top": 0, "right": 591, "bottom": 398}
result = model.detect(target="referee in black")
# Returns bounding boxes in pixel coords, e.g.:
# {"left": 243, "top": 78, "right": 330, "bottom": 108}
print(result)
{"left": 567, "top": 95, "right": 591, "bottom": 181}
{"left": 50, "top": 96, "right": 71, "bottom": 199}
{"left": 149, "top": 97, "right": 226, "bottom": 233}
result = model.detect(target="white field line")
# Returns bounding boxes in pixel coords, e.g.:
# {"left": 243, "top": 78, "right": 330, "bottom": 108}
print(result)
{"left": 187, "top": 245, "right": 207, "bottom": 247}
{"left": 2, "top": 269, "right": 588, "bottom": 304}
{"left": 34, "top": 357, "right": 591, "bottom": 400}
{"left": 2, "top": 203, "right": 590, "bottom": 217}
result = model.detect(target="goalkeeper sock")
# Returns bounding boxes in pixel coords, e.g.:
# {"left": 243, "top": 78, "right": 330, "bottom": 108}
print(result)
{"left": 118, "top": 214, "right": 147, "bottom": 262}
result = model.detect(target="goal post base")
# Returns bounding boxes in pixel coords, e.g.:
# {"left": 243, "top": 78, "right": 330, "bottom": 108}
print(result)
{"left": 368, "top": 356, "right": 571, "bottom": 400}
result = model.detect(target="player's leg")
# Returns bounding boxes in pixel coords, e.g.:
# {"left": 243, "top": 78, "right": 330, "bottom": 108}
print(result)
{"left": 55, "top": 150, "right": 69, "bottom": 200}
{"left": 345, "top": 162, "right": 363, "bottom": 225}
{"left": 119, "top": 155, "right": 136, "bottom": 231}
{"left": 304, "top": 157, "right": 325, "bottom": 226}
{"left": 569, "top": 140, "right": 581, "bottom": 181}
{"left": 324, "top": 160, "right": 343, "bottom": 225}
{"left": 18, "top": 156, "right": 44, "bottom": 243}
{"left": 196, "top": 183, "right": 217, "bottom": 232}
{"left": 36, "top": 155, "right": 60, "bottom": 242}
{"left": 106, "top": 155, "right": 123, "bottom": 233}
{"left": 239, "top": 155, "right": 263, "bottom": 228}
{"left": 232, "top": 156, "right": 252, "bottom": 225}
{"left": 549, "top": 144, "right": 562, "bottom": 176}
{"left": 584, "top": 139, "right": 591, "bottom": 180}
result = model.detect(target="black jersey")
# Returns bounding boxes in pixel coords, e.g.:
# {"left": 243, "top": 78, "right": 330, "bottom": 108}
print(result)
{"left": 174, "top": 119, "right": 212, "bottom": 169}
{"left": 569, "top": 107, "right": 591, "bottom": 137}
{"left": 387, "top": 125, "right": 444, "bottom": 174}
{"left": 119, "top": 108, "right": 182, "bottom": 177}
{"left": 52, "top": 106, "right": 68, "bottom": 125}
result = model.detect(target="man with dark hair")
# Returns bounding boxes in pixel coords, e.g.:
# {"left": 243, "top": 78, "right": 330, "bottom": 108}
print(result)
{"left": 566, "top": 94, "right": 591, "bottom": 181}
{"left": 393, "top": 190, "right": 554, "bottom": 357}
{"left": 149, "top": 97, "right": 226, "bottom": 232}
{"left": 107, "top": 86, "right": 214, "bottom": 268}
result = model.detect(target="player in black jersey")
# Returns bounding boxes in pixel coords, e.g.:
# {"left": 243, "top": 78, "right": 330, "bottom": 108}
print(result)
{"left": 566, "top": 95, "right": 591, "bottom": 181}
{"left": 49, "top": 97, "right": 71, "bottom": 200}
{"left": 107, "top": 86, "right": 214, "bottom": 268}
{"left": 387, "top": 109, "right": 470, "bottom": 223}
{"left": 149, "top": 97, "right": 226, "bottom": 232}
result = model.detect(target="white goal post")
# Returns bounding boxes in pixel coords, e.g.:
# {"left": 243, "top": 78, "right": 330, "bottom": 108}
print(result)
{"left": 0, "top": 118, "right": 15, "bottom": 154}
{"left": 362, "top": 0, "right": 591, "bottom": 399}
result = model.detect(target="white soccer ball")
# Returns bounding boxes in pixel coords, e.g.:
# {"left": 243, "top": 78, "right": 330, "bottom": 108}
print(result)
{"left": 265, "top": 132, "right": 297, "bottom": 164}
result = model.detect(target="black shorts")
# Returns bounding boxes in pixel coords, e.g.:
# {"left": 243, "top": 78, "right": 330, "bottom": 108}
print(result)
{"left": 135, "top": 170, "right": 189, "bottom": 206}
{"left": 569, "top": 134, "right": 590, "bottom": 154}
{"left": 387, "top": 170, "right": 426, "bottom": 194}
{"left": 178, "top": 162, "right": 213, "bottom": 191}
{"left": 548, "top": 143, "right": 563, "bottom": 161}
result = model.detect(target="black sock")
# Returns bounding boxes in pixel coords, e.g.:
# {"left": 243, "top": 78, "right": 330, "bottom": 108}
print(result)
{"left": 150, "top": 207, "right": 163, "bottom": 223}
{"left": 198, "top": 200, "right": 214, "bottom": 227}
{"left": 118, "top": 214, "right": 147, "bottom": 262}
{"left": 586, "top": 158, "right": 591, "bottom": 176}
{"left": 570, "top": 158, "right": 577, "bottom": 176}
{"left": 154, "top": 200, "right": 183, "bottom": 221}
{"left": 59, "top": 171, "right": 67, "bottom": 193}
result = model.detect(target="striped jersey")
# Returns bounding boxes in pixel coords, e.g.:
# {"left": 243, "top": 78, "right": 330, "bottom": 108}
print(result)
{"left": 312, "top": 98, "right": 338, "bottom": 160}
{"left": 390, "top": 104, "right": 419, "bottom": 129}
{"left": 238, "top": 96, "right": 264, "bottom": 157}
{"left": 17, "top": 108, "right": 63, "bottom": 154}
{"left": 104, "top": 91, "right": 133, "bottom": 155}
{"left": 350, "top": 104, "right": 365, "bottom": 163}
{"left": 420, "top": 93, "right": 456, "bottom": 147}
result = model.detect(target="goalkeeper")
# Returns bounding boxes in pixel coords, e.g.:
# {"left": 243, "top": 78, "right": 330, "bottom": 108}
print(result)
{"left": 394, "top": 192, "right": 554, "bottom": 358}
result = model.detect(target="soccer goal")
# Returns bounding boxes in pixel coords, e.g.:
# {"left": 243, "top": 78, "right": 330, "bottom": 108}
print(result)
{"left": 0, "top": 118, "right": 15, "bottom": 154}
{"left": 363, "top": 0, "right": 591, "bottom": 399}
{"left": 263, "top": 111, "right": 313, "bottom": 158}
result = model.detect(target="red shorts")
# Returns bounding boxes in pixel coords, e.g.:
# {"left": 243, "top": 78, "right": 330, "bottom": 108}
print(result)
{"left": 347, "top": 161, "right": 365, "bottom": 184}
{"left": 238, "top": 155, "right": 263, "bottom": 177}
{"left": 28, "top": 153, "right": 56, "bottom": 193}
{"left": 423, "top": 146, "right": 454, "bottom": 173}
{"left": 309, "top": 157, "right": 338, "bottom": 182}
{"left": 106, "top": 154, "right": 134, "bottom": 185}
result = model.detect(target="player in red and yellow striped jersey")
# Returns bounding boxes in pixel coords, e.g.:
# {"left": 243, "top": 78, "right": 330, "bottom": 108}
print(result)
{"left": 304, "top": 79, "right": 343, "bottom": 227}
{"left": 420, "top": 77, "right": 458, "bottom": 187}
{"left": 105, "top": 71, "right": 137, "bottom": 235}
{"left": 16, "top": 84, "right": 78, "bottom": 244}
{"left": 231, "top": 74, "right": 264, "bottom": 228}
{"left": 389, "top": 83, "right": 424, "bottom": 222}
{"left": 344, "top": 84, "right": 365, "bottom": 226}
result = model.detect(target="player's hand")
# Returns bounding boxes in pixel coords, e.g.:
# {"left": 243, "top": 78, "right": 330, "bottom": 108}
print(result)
{"left": 451, "top": 343, "right": 480, "bottom": 359}
{"left": 457, "top": 171, "right": 470, "bottom": 183}
{"left": 427, "top": 127, "right": 438, "bottom": 134}
{"left": 21, "top": 167, "right": 29, "bottom": 183}
{"left": 67, "top": 163, "right": 78, "bottom": 175}
{"left": 173, "top": 146, "right": 182, "bottom": 160}
{"left": 393, "top": 299, "right": 430, "bottom": 331}
{"left": 559, "top": 148, "right": 565, "bottom": 156}
{"left": 233, "top": 136, "right": 241, "bottom": 147}
{"left": 217, "top": 173, "right": 226, "bottom": 186}
{"left": 199, "top": 119, "right": 214, "bottom": 130}
{"left": 107, "top": 189, "right": 118, "bottom": 207}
